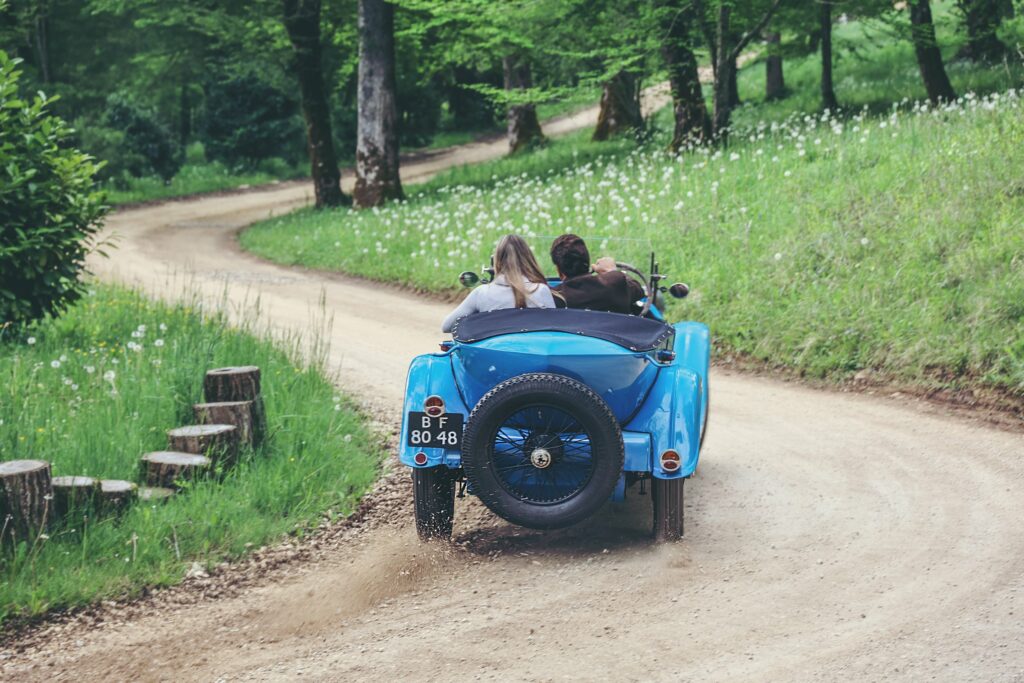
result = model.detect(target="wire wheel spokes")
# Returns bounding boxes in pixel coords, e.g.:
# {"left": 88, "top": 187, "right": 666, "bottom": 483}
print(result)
{"left": 489, "top": 404, "right": 595, "bottom": 505}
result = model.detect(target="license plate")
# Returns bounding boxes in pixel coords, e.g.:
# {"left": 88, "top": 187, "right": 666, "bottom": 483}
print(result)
{"left": 407, "top": 412, "right": 464, "bottom": 449}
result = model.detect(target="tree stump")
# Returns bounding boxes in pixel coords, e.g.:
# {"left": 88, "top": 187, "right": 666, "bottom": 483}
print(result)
{"left": 98, "top": 480, "right": 136, "bottom": 511}
{"left": 141, "top": 451, "right": 211, "bottom": 488}
{"left": 203, "top": 366, "right": 266, "bottom": 443}
{"left": 51, "top": 476, "right": 99, "bottom": 517}
{"left": 138, "top": 487, "right": 175, "bottom": 503}
{"left": 167, "top": 424, "right": 239, "bottom": 466}
{"left": 193, "top": 401, "right": 256, "bottom": 447}
{"left": 0, "top": 460, "right": 52, "bottom": 544}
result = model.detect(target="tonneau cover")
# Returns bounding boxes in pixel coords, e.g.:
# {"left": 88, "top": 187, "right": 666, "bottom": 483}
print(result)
{"left": 452, "top": 308, "right": 673, "bottom": 352}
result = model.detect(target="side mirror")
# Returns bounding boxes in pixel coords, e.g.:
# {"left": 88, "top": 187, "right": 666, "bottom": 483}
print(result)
{"left": 459, "top": 271, "right": 480, "bottom": 288}
{"left": 668, "top": 283, "right": 690, "bottom": 299}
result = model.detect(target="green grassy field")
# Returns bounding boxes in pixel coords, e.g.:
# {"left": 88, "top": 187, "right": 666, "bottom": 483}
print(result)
{"left": 0, "top": 287, "right": 378, "bottom": 623}
{"left": 243, "top": 88, "right": 1024, "bottom": 398}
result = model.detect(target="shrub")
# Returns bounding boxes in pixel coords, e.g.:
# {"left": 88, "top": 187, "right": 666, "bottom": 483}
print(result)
{"left": 101, "top": 92, "right": 181, "bottom": 181}
{"left": 203, "top": 75, "right": 304, "bottom": 168}
{"left": 0, "top": 51, "right": 108, "bottom": 326}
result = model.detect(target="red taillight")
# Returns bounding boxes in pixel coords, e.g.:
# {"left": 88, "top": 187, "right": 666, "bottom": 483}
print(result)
{"left": 413, "top": 452, "right": 428, "bottom": 466}
{"left": 439, "top": 340, "right": 454, "bottom": 352}
{"left": 660, "top": 450, "right": 681, "bottom": 472}
{"left": 424, "top": 395, "right": 445, "bottom": 418}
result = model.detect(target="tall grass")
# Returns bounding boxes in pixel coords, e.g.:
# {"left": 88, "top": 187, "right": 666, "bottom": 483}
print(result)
{"left": 0, "top": 286, "right": 378, "bottom": 622}
{"left": 242, "top": 90, "right": 1024, "bottom": 396}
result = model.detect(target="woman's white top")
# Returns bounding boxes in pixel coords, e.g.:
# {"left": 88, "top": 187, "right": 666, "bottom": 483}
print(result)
{"left": 442, "top": 275, "right": 555, "bottom": 332}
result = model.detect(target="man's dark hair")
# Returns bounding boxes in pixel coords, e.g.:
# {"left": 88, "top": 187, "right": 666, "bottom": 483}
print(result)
{"left": 550, "top": 234, "right": 591, "bottom": 278}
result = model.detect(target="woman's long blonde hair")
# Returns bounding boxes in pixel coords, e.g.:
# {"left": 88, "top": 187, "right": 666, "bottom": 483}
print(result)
{"left": 493, "top": 234, "right": 548, "bottom": 308}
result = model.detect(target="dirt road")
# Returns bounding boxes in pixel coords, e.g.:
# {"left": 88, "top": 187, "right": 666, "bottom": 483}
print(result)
{"left": 4, "top": 92, "right": 1024, "bottom": 682}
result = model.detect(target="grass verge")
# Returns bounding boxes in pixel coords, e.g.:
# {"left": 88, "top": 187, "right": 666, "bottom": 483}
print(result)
{"left": 102, "top": 161, "right": 302, "bottom": 206}
{"left": 0, "top": 286, "right": 378, "bottom": 623}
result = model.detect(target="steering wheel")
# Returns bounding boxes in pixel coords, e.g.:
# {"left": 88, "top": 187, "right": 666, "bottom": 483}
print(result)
{"left": 613, "top": 262, "right": 652, "bottom": 316}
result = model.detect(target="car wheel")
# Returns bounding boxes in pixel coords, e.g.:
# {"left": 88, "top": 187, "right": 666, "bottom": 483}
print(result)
{"left": 413, "top": 466, "right": 456, "bottom": 540}
{"left": 462, "top": 373, "right": 624, "bottom": 530}
{"left": 652, "top": 477, "right": 684, "bottom": 542}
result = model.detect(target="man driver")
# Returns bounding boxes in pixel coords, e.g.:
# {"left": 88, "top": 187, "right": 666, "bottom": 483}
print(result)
{"left": 549, "top": 234, "right": 644, "bottom": 315}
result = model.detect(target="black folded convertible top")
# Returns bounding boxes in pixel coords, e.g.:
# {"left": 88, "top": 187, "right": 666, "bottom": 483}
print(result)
{"left": 452, "top": 308, "right": 674, "bottom": 352}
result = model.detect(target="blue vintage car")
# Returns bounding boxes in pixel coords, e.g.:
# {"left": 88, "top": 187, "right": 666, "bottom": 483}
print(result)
{"left": 399, "top": 258, "right": 709, "bottom": 542}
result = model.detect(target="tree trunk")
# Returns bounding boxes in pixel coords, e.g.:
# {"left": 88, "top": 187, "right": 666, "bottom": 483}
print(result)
{"left": 660, "top": 0, "right": 711, "bottom": 151}
{"left": 51, "top": 476, "right": 98, "bottom": 518}
{"left": 98, "top": 480, "right": 136, "bottom": 511}
{"left": 167, "top": 425, "right": 239, "bottom": 466}
{"left": 33, "top": 15, "right": 50, "bottom": 84}
{"left": 764, "top": 32, "right": 785, "bottom": 101}
{"left": 958, "top": 0, "right": 1009, "bottom": 62}
{"left": 592, "top": 71, "right": 642, "bottom": 141}
{"left": 909, "top": 0, "right": 957, "bottom": 104}
{"left": 204, "top": 366, "right": 266, "bottom": 443}
{"left": 820, "top": 1, "right": 839, "bottom": 111}
{"left": 727, "top": 53, "right": 741, "bottom": 107}
{"left": 283, "top": 0, "right": 347, "bottom": 209}
{"left": 710, "top": 0, "right": 783, "bottom": 140}
{"left": 0, "top": 460, "right": 52, "bottom": 544}
{"left": 712, "top": 5, "right": 735, "bottom": 140}
{"left": 179, "top": 81, "right": 192, "bottom": 149}
{"left": 353, "top": 0, "right": 403, "bottom": 208}
{"left": 503, "top": 56, "right": 545, "bottom": 154}
{"left": 194, "top": 401, "right": 257, "bottom": 447}
{"left": 142, "top": 452, "right": 212, "bottom": 489}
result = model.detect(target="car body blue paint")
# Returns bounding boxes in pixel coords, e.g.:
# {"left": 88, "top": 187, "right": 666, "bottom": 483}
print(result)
{"left": 399, "top": 309, "right": 710, "bottom": 492}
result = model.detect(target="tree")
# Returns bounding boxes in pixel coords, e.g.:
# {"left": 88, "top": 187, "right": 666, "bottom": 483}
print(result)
{"left": 957, "top": 0, "right": 1012, "bottom": 62}
{"left": 908, "top": 0, "right": 956, "bottom": 104}
{"left": 592, "top": 70, "right": 642, "bottom": 141}
{"left": 502, "top": 54, "right": 545, "bottom": 153}
{"left": 657, "top": 0, "right": 711, "bottom": 150}
{"left": 707, "top": 0, "right": 785, "bottom": 140}
{"left": 819, "top": 0, "right": 839, "bottom": 111}
{"left": 354, "top": 0, "right": 403, "bottom": 207}
{"left": 283, "top": 0, "right": 346, "bottom": 208}
{"left": 764, "top": 30, "right": 784, "bottom": 100}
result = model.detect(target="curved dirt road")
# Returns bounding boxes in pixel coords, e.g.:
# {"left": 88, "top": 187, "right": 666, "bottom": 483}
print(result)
{"left": 5, "top": 103, "right": 1024, "bottom": 683}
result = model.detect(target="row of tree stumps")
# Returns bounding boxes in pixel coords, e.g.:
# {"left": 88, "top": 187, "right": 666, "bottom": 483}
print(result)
{"left": 0, "top": 366, "right": 266, "bottom": 547}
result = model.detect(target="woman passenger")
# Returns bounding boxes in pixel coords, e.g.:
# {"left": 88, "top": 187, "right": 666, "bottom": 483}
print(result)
{"left": 442, "top": 234, "right": 555, "bottom": 332}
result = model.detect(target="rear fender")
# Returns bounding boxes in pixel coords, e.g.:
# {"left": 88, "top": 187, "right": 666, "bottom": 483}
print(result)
{"left": 400, "top": 352, "right": 468, "bottom": 469}
{"left": 624, "top": 322, "right": 709, "bottom": 479}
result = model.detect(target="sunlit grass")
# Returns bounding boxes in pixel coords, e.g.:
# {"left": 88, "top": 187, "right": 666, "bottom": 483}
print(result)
{"left": 243, "top": 90, "right": 1024, "bottom": 396}
{"left": 0, "top": 286, "right": 379, "bottom": 622}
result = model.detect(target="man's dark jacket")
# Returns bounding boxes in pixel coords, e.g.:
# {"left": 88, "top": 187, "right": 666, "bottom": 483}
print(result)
{"left": 552, "top": 271, "right": 644, "bottom": 314}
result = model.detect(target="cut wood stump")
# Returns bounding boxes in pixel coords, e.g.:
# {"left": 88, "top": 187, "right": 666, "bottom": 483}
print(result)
{"left": 141, "top": 451, "right": 211, "bottom": 488}
{"left": 51, "top": 476, "right": 99, "bottom": 517}
{"left": 203, "top": 366, "right": 266, "bottom": 444}
{"left": 138, "top": 486, "right": 175, "bottom": 503}
{"left": 167, "top": 424, "right": 239, "bottom": 465}
{"left": 98, "top": 480, "right": 136, "bottom": 511}
{"left": 193, "top": 401, "right": 256, "bottom": 447}
{"left": 0, "top": 460, "right": 52, "bottom": 544}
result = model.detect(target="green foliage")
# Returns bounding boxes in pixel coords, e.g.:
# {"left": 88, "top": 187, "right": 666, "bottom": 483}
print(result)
{"left": 0, "top": 51, "right": 107, "bottom": 326}
{"left": 0, "top": 285, "right": 379, "bottom": 621}
{"left": 203, "top": 75, "right": 304, "bottom": 168}
{"left": 101, "top": 92, "right": 182, "bottom": 180}
{"left": 243, "top": 89, "right": 1024, "bottom": 396}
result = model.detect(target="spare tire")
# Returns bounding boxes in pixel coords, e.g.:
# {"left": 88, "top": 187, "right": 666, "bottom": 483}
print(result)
{"left": 461, "top": 373, "right": 624, "bottom": 529}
